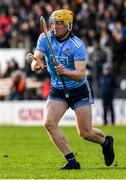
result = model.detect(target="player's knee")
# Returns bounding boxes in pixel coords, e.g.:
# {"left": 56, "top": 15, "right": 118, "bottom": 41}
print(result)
{"left": 79, "top": 129, "right": 92, "bottom": 140}
{"left": 43, "top": 120, "right": 56, "bottom": 131}
{"left": 84, "top": 130, "right": 92, "bottom": 140}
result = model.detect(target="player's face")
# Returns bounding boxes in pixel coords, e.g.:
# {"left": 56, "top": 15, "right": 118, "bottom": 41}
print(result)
{"left": 51, "top": 20, "right": 68, "bottom": 38}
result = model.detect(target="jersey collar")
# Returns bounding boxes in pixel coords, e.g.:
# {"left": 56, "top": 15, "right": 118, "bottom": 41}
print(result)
{"left": 53, "top": 31, "right": 74, "bottom": 43}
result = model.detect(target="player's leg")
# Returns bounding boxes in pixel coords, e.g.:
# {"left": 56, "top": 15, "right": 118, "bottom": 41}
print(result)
{"left": 75, "top": 105, "right": 105, "bottom": 143}
{"left": 44, "top": 99, "right": 70, "bottom": 154}
{"left": 43, "top": 99, "right": 80, "bottom": 169}
{"left": 74, "top": 105, "right": 115, "bottom": 166}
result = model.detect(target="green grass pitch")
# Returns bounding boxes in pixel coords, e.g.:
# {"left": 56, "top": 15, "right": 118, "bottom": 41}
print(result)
{"left": 0, "top": 126, "right": 126, "bottom": 179}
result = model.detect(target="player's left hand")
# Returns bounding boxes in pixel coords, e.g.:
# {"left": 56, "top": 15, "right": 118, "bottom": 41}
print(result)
{"left": 55, "top": 64, "right": 66, "bottom": 75}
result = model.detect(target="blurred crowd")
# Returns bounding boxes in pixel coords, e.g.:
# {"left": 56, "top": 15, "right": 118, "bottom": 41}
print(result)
{"left": 0, "top": 0, "right": 126, "bottom": 101}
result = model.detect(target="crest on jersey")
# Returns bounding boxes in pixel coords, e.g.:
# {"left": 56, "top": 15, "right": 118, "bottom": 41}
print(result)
{"left": 63, "top": 48, "right": 72, "bottom": 57}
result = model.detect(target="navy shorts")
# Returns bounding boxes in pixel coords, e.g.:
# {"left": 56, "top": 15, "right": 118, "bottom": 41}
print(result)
{"left": 48, "top": 82, "right": 94, "bottom": 110}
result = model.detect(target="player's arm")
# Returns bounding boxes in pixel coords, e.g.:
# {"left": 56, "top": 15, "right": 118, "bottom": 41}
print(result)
{"left": 31, "top": 51, "right": 47, "bottom": 71}
{"left": 55, "top": 60, "right": 86, "bottom": 81}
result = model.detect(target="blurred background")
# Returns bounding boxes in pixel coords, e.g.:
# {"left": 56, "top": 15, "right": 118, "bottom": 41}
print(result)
{"left": 0, "top": 0, "right": 126, "bottom": 126}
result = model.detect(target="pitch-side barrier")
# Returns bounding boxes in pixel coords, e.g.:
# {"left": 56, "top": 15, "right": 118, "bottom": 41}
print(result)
{"left": 0, "top": 99, "right": 126, "bottom": 126}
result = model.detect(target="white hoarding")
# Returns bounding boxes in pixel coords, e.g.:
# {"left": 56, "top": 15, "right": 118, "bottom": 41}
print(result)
{"left": 0, "top": 99, "right": 126, "bottom": 126}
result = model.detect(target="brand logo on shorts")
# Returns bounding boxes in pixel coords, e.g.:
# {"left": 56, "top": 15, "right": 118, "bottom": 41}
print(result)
{"left": 81, "top": 97, "right": 88, "bottom": 101}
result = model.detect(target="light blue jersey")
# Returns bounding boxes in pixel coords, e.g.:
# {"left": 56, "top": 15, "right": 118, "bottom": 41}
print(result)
{"left": 36, "top": 31, "right": 88, "bottom": 89}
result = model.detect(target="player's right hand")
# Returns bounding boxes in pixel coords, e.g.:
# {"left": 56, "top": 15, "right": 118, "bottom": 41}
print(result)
{"left": 31, "top": 58, "right": 47, "bottom": 71}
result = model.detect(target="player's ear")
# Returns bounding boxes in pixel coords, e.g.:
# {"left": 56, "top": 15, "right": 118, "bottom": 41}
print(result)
{"left": 67, "top": 22, "right": 72, "bottom": 31}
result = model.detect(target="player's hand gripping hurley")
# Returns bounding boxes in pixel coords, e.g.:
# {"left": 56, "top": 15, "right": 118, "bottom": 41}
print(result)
{"left": 40, "top": 16, "right": 69, "bottom": 98}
